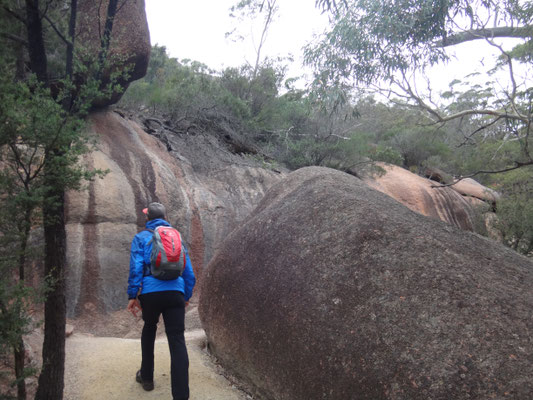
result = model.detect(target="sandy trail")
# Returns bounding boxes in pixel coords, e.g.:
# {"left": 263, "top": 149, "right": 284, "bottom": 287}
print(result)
{"left": 63, "top": 329, "right": 248, "bottom": 400}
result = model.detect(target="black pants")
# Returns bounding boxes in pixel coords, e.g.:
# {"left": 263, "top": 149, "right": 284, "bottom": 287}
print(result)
{"left": 139, "top": 290, "right": 189, "bottom": 400}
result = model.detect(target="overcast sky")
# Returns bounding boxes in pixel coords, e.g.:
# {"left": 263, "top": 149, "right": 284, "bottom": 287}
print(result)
{"left": 144, "top": 1, "right": 529, "bottom": 95}
{"left": 145, "top": 0, "right": 329, "bottom": 83}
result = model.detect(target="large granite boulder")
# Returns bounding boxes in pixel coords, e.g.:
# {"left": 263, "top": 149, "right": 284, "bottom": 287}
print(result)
{"left": 452, "top": 177, "right": 500, "bottom": 205}
{"left": 423, "top": 166, "right": 501, "bottom": 205}
{"left": 65, "top": 110, "right": 282, "bottom": 316}
{"left": 76, "top": 0, "right": 151, "bottom": 107}
{"left": 199, "top": 167, "right": 533, "bottom": 400}
{"left": 362, "top": 163, "right": 495, "bottom": 231}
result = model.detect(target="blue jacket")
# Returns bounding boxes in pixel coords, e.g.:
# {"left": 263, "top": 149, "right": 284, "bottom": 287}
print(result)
{"left": 127, "top": 218, "right": 196, "bottom": 301}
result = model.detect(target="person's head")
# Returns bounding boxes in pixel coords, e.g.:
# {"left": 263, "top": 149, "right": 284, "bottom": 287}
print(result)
{"left": 142, "top": 202, "right": 166, "bottom": 221}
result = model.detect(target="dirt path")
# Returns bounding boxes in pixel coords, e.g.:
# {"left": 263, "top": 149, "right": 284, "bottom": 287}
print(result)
{"left": 63, "top": 329, "right": 248, "bottom": 400}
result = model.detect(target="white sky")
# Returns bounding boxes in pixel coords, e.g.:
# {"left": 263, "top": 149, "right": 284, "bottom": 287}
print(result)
{"left": 145, "top": 0, "right": 329, "bottom": 84}
{"left": 144, "top": 1, "right": 530, "bottom": 96}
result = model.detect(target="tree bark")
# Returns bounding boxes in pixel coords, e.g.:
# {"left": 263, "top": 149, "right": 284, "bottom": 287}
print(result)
{"left": 34, "top": 167, "right": 67, "bottom": 400}
{"left": 63, "top": 0, "right": 77, "bottom": 112}
{"left": 24, "top": 1, "right": 65, "bottom": 397}
{"left": 14, "top": 336, "right": 27, "bottom": 400}
{"left": 437, "top": 26, "right": 533, "bottom": 48}
{"left": 98, "top": 0, "right": 119, "bottom": 66}
{"left": 30, "top": 1, "right": 120, "bottom": 398}
{"left": 24, "top": 0, "right": 47, "bottom": 83}
{"left": 65, "top": 0, "right": 77, "bottom": 80}
{"left": 12, "top": 206, "right": 32, "bottom": 400}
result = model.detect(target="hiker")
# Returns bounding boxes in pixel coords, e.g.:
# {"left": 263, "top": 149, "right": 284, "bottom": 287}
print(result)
{"left": 127, "top": 202, "right": 196, "bottom": 400}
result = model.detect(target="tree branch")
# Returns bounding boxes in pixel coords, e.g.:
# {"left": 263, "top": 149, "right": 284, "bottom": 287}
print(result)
{"left": 0, "top": 32, "right": 28, "bottom": 46}
{"left": 457, "top": 116, "right": 503, "bottom": 147}
{"left": 315, "top": 0, "right": 348, "bottom": 14}
{"left": 483, "top": 37, "right": 525, "bottom": 119}
{"left": 432, "top": 160, "right": 533, "bottom": 188}
{"left": 98, "top": 0, "right": 119, "bottom": 66}
{"left": 43, "top": 15, "right": 70, "bottom": 46}
{"left": 393, "top": 73, "right": 528, "bottom": 124}
{"left": 3, "top": 6, "right": 27, "bottom": 25}
{"left": 437, "top": 26, "right": 533, "bottom": 47}
{"left": 437, "top": 108, "right": 527, "bottom": 123}
{"left": 41, "top": 0, "right": 54, "bottom": 20}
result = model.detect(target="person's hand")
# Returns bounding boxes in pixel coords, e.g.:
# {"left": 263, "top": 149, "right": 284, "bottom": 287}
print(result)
{"left": 127, "top": 299, "right": 141, "bottom": 318}
{"left": 185, "top": 301, "right": 189, "bottom": 307}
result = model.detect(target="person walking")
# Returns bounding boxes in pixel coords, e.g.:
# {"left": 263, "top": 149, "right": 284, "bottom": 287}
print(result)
{"left": 127, "top": 202, "right": 196, "bottom": 400}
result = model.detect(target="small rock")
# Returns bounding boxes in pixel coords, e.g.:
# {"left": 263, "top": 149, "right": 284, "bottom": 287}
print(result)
{"left": 65, "top": 324, "right": 75, "bottom": 337}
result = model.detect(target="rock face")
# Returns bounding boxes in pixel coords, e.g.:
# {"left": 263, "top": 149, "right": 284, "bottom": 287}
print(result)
{"left": 199, "top": 167, "right": 533, "bottom": 400}
{"left": 65, "top": 110, "right": 282, "bottom": 317}
{"left": 423, "top": 166, "right": 501, "bottom": 204}
{"left": 76, "top": 0, "right": 151, "bottom": 107}
{"left": 362, "top": 164, "right": 494, "bottom": 231}
{"left": 452, "top": 177, "right": 500, "bottom": 204}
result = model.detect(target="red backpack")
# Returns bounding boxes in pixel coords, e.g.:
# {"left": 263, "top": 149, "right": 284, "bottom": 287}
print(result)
{"left": 147, "top": 226, "right": 186, "bottom": 280}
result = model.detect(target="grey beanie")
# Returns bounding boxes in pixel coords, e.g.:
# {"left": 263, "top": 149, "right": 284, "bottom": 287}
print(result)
{"left": 143, "top": 202, "right": 166, "bottom": 220}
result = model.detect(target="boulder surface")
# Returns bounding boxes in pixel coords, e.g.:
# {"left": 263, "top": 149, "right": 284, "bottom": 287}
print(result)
{"left": 199, "top": 167, "right": 533, "bottom": 400}
{"left": 77, "top": 0, "right": 151, "bottom": 106}
{"left": 64, "top": 110, "right": 282, "bottom": 316}
{"left": 362, "top": 163, "right": 495, "bottom": 231}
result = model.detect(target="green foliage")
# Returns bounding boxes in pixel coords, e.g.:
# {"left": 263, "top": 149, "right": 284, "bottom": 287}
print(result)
{"left": 305, "top": 0, "right": 450, "bottom": 87}
{"left": 306, "top": 0, "right": 532, "bottom": 85}
{"left": 121, "top": 46, "right": 296, "bottom": 133}
{"left": 506, "top": 39, "right": 533, "bottom": 64}
{"left": 390, "top": 126, "right": 451, "bottom": 169}
{"left": 122, "top": 47, "right": 232, "bottom": 118}
{"left": 306, "top": 0, "right": 533, "bottom": 183}
{"left": 280, "top": 137, "right": 336, "bottom": 169}
{"left": 120, "top": 45, "right": 533, "bottom": 259}
{"left": 0, "top": 283, "right": 32, "bottom": 356}
{"left": 122, "top": 47, "right": 456, "bottom": 175}
{"left": 492, "top": 168, "right": 533, "bottom": 255}
{"left": 497, "top": 194, "right": 533, "bottom": 255}
{"left": 0, "top": 1, "right": 118, "bottom": 394}
{"left": 0, "top": 69, "right": 107, "bottom": 395}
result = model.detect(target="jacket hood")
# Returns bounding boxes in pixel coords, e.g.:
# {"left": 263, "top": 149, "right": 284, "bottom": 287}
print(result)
{"left": 145, "top": 218, "right": 171, "bottom": 230}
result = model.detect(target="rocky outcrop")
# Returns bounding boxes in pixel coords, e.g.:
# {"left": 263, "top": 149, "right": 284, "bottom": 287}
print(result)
{"left": 65, "top": 110, "right": 282, "bottom": 316}
{"left": 199, "top": 167, "right": 533, "bottom": 400}
{"left": 452, "top": 177, "right": 500, "bottom": 205}
{"left": 423, "top": 166, "right": 500, "bottom": 205}
{"left": 362, "top": 163, "right": 496, "bottom": 231}
{"left": 76, "top": 0, "right": 151, "bottom": 107}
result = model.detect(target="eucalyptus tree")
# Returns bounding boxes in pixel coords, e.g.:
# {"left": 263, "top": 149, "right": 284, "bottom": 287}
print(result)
{"left": 227, "top": 0, "right": 279, "bottom": 81}
{"left": 307, "top": 0, "right": 533, "bottom": 177}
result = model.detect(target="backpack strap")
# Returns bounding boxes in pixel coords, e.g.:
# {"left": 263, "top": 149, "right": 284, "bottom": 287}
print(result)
{"left": 145, "top": 228, "right": 155, "bottom": 244}
{"left": 142, "top": 228, "right": 155, "bottom": 277}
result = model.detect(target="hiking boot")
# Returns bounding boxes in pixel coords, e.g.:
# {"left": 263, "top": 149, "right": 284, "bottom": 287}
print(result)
{"left": 136, "top": 370, "right": 154, "bottom": 391}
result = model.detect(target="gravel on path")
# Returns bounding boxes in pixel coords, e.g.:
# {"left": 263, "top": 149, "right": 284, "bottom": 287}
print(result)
{"left": 64, "top": 329, "right": 249, "bottom": 400}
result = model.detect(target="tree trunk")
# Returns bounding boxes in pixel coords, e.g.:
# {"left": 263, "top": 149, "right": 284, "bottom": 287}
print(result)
{"left": 98, "top": 0, "right": 119, "bottom": 67}
{"left": 15, "top": 337, "right": 27, "bottom": 400}
{"left": 34, "top": 159, "right": 67, "bottom": 400}
{"left": 24, "top": 0, "right": 47, "bottom": 83}
{"left": 30, "top": 0, "right": 76, "bottom": 396}
{"left": 30, "top": 1, "right": 120, "bottom": 397}
{"left": 246, "top": 0, "right": 276, "bottom": 102}
{"left": 13, "top": 206, "right": 32, "bottom": 400}
{"left": 63, "top": 0, "right": 77, "bottom": 112}
{"left": 15, "top": 25, "right": 26, "bottom": 81}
